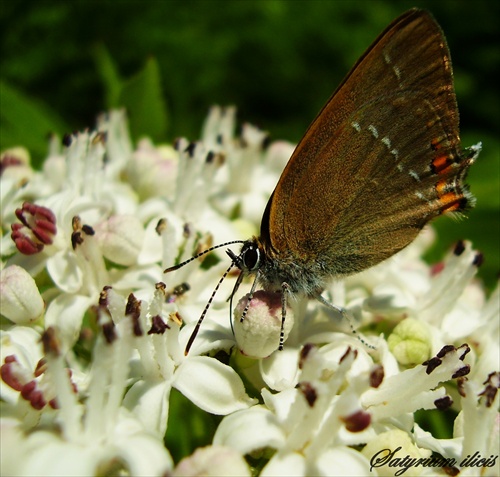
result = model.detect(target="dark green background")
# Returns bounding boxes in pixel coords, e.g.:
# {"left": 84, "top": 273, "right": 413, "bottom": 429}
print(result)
{"left": 1, "top": 0, "right": 499, "bottom": 288}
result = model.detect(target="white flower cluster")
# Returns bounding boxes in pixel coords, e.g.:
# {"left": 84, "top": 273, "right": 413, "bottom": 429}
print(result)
{"left": 1, "top": 109, "right": 498, "bottom": 476}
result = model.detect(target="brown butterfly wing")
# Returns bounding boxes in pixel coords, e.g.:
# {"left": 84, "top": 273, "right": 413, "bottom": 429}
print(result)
{"left": 261, "top": 9, "right": 474, "bottom": 276}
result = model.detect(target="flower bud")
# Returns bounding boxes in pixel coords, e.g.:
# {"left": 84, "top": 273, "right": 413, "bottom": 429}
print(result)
{"left": 95, "top": 215, "right": 144, "bottom": 266}
{"left": 388, "top": 318, "right": 431, "bottom": 365}
{"left": 0, "top": 147, "right": 33, "bottom": 182}
{"left": 173, "top": 445, "right": 249, "bottom": 477}
{"left": 233, "top": 290, "right": 294, "bottom": 359}
{"left": 0, "top": 265, "right": 44, "bottom": 324}
{"left": 362, "top": 429, "right": 431, "bottom": 475}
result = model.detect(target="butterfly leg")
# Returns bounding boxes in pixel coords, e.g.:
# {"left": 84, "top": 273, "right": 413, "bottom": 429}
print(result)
{"left": 315, "top": 294, "right": 375, "bottom": 350}
{"left": 279, "top": 282, "right": 291, "bottom": 350}
{"left": 239, "top": 272, "right": 260, "bottom": 322}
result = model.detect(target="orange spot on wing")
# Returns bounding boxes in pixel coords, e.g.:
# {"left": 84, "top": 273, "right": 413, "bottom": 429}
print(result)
{"left": 436, "top": 179, "right": 447, "bottom": 195}
{"left": 439, "top": 192, "right": 463, "bottom": 213}
{"left": 431, "top": 138, "right": 442, "bottom": 151}
{"left": 432, "top": 154, "right": 452, "bottom": 174}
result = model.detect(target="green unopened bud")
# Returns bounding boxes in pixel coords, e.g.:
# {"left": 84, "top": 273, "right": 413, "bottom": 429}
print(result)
{"left": 388, "top": 318, "right": 431, "bottom": 365}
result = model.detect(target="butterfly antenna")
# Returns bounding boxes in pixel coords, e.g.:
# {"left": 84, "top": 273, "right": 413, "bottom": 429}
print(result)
{"left": 164, "top": 240, "right": 245, "bottom": 273}
{"left": 184, "top": 260, "right": 236, "bottom": 355}
{"left": 316, "top": 294, "right": 376, "bottom": 350}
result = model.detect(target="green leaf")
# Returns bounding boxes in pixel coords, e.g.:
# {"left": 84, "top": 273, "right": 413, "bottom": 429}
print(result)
{"left": 429, "top": 208, "right": 500, "bottom": 291}
{"left": 118, "top": 57, "right": 169, "bottom": 142}
{"left": 0, "top": 81, "right": 67, "bottom": 166}
{"left": 164, "top": 388, "right": 220, "bottom": 464}
{"left": 415, "top": 408, "right": 456, "bottom": 440}
{"left": 93, "top": 44, "right": 123, "bottom": 109}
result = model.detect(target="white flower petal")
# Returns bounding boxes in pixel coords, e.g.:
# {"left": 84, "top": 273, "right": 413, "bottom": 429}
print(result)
{"left": 95, "top": 214, "right": 145, "bottom": 266}
{"left": 100, "top": 182, "right": 139, "bottom": 217}
{"left": 365, "top": 283, "right": 414, "bottom": 313}
{"left": 260, "top": 347, "right": 300, "bottom": 391}
{"left": 173, "top": 356, "right": 256, "bottom": 414}
{"left": 413, "top": 423, "right": 462, "bottom": 461}
{"left": 173, "top": 445, "right": 250, "bottom": 477}
{"left": 214, "top": 406, "right": 285, "bottom": 454}
{"left": 44, "top": 294, "right": 93, "bottom": 350}
{"left": 17, "top": 429, "right": 172, "bottom": 477}
{"left": 364, "top": 378, "right": 446, "bottom": 421}
{"left": 442, "top": 306, "right": 481, "bottom": 341}
{"left": 108, "top": 263, "right": 163, "bottom": 292}
{"left": 113, "top": 433, "right": 173, "bottom": 476}
{"left": 46, "top": 249, "right": 83, "bottom": 294}
{"left": 123, "top": 379, "right": 171, "bottom": 438}
{"left": 261, "top": 450, "right": 307, "bottom": 477}
{"left": 20, "top": 435, "right": 98, "bottom": 477}
{"left": 459, "top": 377, "right": 500, "bottom": 463}
{"left": 178, "top": 308, "right": 235, "bottom": 356}
{"left": 137, "top": 215, "right": 167, "bottom": 265}
{"left": 0, "top": 326, "right": 42, "bottom": 366}
{"left": 0, "top": 418, "right": 28, "bottom": 476}
{"left": 315, "top": 446, "right": 372, "bottom": 477}
{"left": 261, "top": 387, "right": 297, "bottom": 424}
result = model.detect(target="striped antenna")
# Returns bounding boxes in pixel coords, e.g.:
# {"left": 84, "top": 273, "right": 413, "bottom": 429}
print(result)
{"left": 164, "top": 240, "right": 246, "bottom": 273}
{"left": 164, "top": 240, "right": 247, "bottom": 355}
{"left": 184, "top": 260, "right": 237, "bottom": 355}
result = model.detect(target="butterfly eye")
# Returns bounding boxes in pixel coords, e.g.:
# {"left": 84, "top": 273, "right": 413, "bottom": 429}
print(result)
{"left": 241, "top": 244, "right": 261, "bottom": 271}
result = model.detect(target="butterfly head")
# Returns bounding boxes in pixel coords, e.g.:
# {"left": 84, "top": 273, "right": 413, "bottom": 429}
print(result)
{"left": 227, "top": 238, "right": 263, "bottom": 275}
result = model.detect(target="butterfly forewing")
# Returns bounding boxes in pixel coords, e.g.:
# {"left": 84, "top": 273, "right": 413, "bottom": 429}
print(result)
{"left": 166, "top": 8, "right": 477, "bottom": 355}
{"left": 263, "top": 9, "right": 469, "bottom": 275}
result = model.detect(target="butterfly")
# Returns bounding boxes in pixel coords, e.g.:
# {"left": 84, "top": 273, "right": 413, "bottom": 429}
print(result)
{"left": 166, "top": 9, "right": 479, "bottom": 355}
